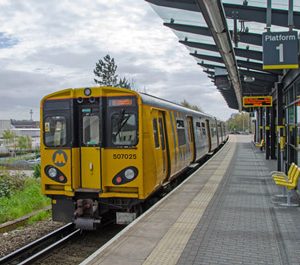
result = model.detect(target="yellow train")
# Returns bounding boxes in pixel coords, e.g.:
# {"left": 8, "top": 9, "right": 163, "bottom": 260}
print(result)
{"left": 41, "top": 86, "right": 227, "bottom": 229}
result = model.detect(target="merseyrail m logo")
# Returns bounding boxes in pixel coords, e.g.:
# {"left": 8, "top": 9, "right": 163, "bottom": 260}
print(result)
{"left": 52, "top": 150, "right": 68, "bottom": 167}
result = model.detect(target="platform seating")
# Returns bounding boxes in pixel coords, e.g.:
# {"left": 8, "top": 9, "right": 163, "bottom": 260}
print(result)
{"left": 271, "top": 163, "right": 296, "bottom": 198}
{"left": 271, "top": 162, "right": 296, "bottom": 181}
{"left": 255, "top": 139, "right": 264, "bottom": 150}
{"left": 273, "top": 165, "right": 300, "bottom": 207}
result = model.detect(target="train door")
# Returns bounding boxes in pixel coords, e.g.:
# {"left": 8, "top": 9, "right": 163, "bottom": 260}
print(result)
{"left": 187, "top": 116, "right": 196, "bottom": 162}
{"left": 79, "top": 105, "right": 102, "bottom": 190}
{"left": 152, "top": 110, "right": 169, "bottom": 184}
{"left": 206, "top": 119, "right": 212, "bottom": 152}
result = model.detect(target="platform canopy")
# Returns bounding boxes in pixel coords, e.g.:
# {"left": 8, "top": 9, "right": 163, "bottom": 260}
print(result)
{"left": 146, "top": 0, "right": 300, "bottom": 111}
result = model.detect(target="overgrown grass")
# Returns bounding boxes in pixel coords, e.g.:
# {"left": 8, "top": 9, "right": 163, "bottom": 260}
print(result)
{"left": 0, "top": 152, "right": 36, "bottom": 163}
{"left": 28, "top": 210, "right": 51, "bottom": 224}
{"left": 0, "top": 177, "right": 50, "bottom": 223}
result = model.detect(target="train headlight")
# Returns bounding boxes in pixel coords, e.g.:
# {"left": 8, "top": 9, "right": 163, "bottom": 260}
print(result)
{"left": 124, "top": 168, "right": 135, "bottom": 180}
{"left": 84, "top": 87, "right": 92, "bottom": 96}
{"left": 48, "top": 167, "right": 58, "bottom": 178}
{"left": 112, "top": 166, "right": 138, "bottom": 185}
{"left": 44, "top": 166, "right": 67, "bottom": 183}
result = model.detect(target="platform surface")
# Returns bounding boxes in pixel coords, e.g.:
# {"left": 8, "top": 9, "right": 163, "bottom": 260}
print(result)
{"left": 81, "top": 135, "right": 300, "bottom": 265}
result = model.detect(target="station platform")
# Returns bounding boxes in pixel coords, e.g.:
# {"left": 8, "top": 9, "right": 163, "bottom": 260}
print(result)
{"left": 80, "top": 135, "right": 300, "bottom": 265}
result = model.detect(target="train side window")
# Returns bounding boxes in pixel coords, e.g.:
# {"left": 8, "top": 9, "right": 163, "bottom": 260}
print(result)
{"left": 44, "top": 116, "right": 67, "bottom": 147}
{"left": 83, "top": 115, "right": 99, "bottom": 146}
{"left": 158, "top": 118, "right": 165, "bottom": 150}
{"left": 176, "top": 119, "right": 186, "bottom": 146}
{"left": 153, "top": 118, "right": 159, "bottom": 148}
{"left": 111, "top": 112, "right": 137, "bottom": 146}
{"left": 201, "top": 122, "right": 206, "bottom": 135}
{"left": 211, "top": 124, "right": 215, "bottom": 137}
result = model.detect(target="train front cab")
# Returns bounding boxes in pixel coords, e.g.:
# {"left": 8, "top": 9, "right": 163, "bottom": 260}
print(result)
{"left": 41, "top": 87, "right": 145, "bottom": 229}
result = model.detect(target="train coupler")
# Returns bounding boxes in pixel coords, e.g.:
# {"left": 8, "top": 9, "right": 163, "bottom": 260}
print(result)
{"left": 74, "top": 199, "right": 100, "bottom": 230}
{"left": 74, "top": 217, "right": 101, "bottom": 230}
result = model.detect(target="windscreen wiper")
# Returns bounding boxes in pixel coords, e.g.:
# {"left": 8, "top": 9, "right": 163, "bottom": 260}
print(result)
{"left": 114, "top": 110, "right": 130, "bottom": 137}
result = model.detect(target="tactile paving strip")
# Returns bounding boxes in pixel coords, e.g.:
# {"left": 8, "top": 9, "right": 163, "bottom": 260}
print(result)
{"left": 142, "top": 141, "right": 236, "bottom": 265}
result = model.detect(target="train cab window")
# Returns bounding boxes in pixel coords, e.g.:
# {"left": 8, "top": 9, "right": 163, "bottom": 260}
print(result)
{"left": 44, "top": 116, "right": 67, "bottom": 147}
{"left": 176, "top": 119, "right": 186, "bottom": 146}
{"left": 153, "top": 118, "right": 159, "bottom": 148}
{"left": 111, "top": 112, "right": 137, "bottom": 146}
{"left": 83, "top": 115, "right": 100, "bottom": 146}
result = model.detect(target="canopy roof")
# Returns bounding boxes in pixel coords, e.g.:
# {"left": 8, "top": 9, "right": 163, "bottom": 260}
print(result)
{"left": 146, "top": 0, "right": 300, "bottom": 110}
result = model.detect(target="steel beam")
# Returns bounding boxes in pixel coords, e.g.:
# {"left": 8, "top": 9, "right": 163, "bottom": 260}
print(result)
{"left": 164, "top": 22, "right": 211, "bottom": 37}
{"left": 191, "top": 52, "right": 223, "bottom": 64}
{"left": 147, "top": 0, "right": 300, "bottom": 29}
{"left": 180, "top": 40, "right": 262, "bottom": 61}
{"left": 236, "top": 59, "right": 282, "bottom": 75}
{"left": 198, "top": 62, "right": 278, "bottom": 82}
{"left": 203, "top": 69, "right": 215, "bottom": 75}
{"left": 207, "top": 69, "right": 272, "bottom": 88}
{"left": 165, "top": 22, "right": 263, "bottom": 47}
{"left": 224, "top": 3, "right": 300, "bottom": 30}
{"left": 145, "top": 0, "right": 197, "bottom": 12}
{"left": 234, "top": 31, "right": 262, "bottom": 47}
{"left": 191, "top": 53, "right": 281, "bottom": 74}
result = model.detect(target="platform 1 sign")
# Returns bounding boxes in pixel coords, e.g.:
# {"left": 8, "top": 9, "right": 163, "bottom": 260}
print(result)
{"left": 243, "top": 96, "right": 272, "bottom": 108}
{"left": 263, "top": 31, "right": 299, "bottom": 70}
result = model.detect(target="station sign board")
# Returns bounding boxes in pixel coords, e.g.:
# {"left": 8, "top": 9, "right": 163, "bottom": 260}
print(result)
{"left": 243, "top": 96, "right": 272, "bottom": 108}
{"left": 262, "top": 31, "right": 299, "bottom": 70}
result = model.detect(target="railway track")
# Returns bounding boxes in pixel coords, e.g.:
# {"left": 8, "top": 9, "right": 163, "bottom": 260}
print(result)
{"left": 0, "top": 223, "right": 80, "bottom": 265}
{"left": 0, "top": 146, "right": 223, "bottom": 265}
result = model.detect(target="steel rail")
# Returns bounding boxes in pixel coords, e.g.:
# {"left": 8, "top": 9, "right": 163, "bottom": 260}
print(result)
{"left": 0, "top": 223, "right": 79, "bottom": 265}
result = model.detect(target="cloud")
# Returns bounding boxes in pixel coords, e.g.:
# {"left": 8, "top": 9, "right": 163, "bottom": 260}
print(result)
{"left": 0, "top": 0, "right": 235, "bottom": 121}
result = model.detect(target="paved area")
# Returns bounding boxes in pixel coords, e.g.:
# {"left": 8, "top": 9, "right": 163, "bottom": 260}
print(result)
{"left": 177, "top": 135, "right": 300, "bottom": 265}
{"left": 81, "top": 135, "right": 300, "bottom": 265}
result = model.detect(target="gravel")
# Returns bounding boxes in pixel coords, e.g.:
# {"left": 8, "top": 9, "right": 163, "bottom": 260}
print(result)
{"left": 34, "top": 224, "right": 123, "bottom": 265}
{"left": 0, "top": 219, "right": 64, "bottom": 258}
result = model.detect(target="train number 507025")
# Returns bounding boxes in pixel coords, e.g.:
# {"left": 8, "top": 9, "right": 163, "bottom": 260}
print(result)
{"left": 113, "top": 154, "right": 137, "bottom": 159}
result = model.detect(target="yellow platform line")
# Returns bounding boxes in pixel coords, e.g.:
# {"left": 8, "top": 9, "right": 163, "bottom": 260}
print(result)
{"left": 142, "top": 141, "right": 236, "bottom": 265}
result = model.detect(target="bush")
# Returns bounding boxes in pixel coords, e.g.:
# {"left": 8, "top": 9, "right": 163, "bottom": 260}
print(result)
{"left": 33, "top": 164, "right": 41, "bottom": 179}
{"left": 0, "top": 171, "right": 26, "bottom": 198}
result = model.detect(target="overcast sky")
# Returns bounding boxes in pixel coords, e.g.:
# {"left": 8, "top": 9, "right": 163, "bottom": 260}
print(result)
{"left": 0, "top": 0, "right": 237, "bottom": 121}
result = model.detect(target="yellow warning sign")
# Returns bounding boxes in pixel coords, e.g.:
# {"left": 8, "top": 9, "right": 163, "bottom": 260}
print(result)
{"left": 243, "top": 96, "right": 272, "bottom": 108}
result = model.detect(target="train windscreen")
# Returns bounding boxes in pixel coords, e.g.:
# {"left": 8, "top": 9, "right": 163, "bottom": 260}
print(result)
{"left": 43, "top": 99, "right": 71, "bottom": 147}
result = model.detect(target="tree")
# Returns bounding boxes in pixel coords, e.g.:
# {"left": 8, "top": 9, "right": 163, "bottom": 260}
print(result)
{"left": 94, "top": 54, "right": 118, "bottom": 86}
{"left": 94, "top": 54, "right": 132, "bottom": 89}
{"left": 17, "top": 136, "right": 32, "bottom": 151}
{"left": 118, "top": 77, "right": 132, "bottom": 89}
{"left": 181, "top": 99, "right": 203, "bottom": 112}
{"left": 226, "top": 112, "right": 250, "bottom": 132}
{"left": 2, "top": 130, "right": 15, "bottom": 145}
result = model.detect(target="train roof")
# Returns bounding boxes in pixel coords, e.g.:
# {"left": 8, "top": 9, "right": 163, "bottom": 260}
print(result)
{"left": 41, "top": 86, "right": 221, "bottom": 121}
{"left": 139, "top": 92, "right": 215, "bottom": 120}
